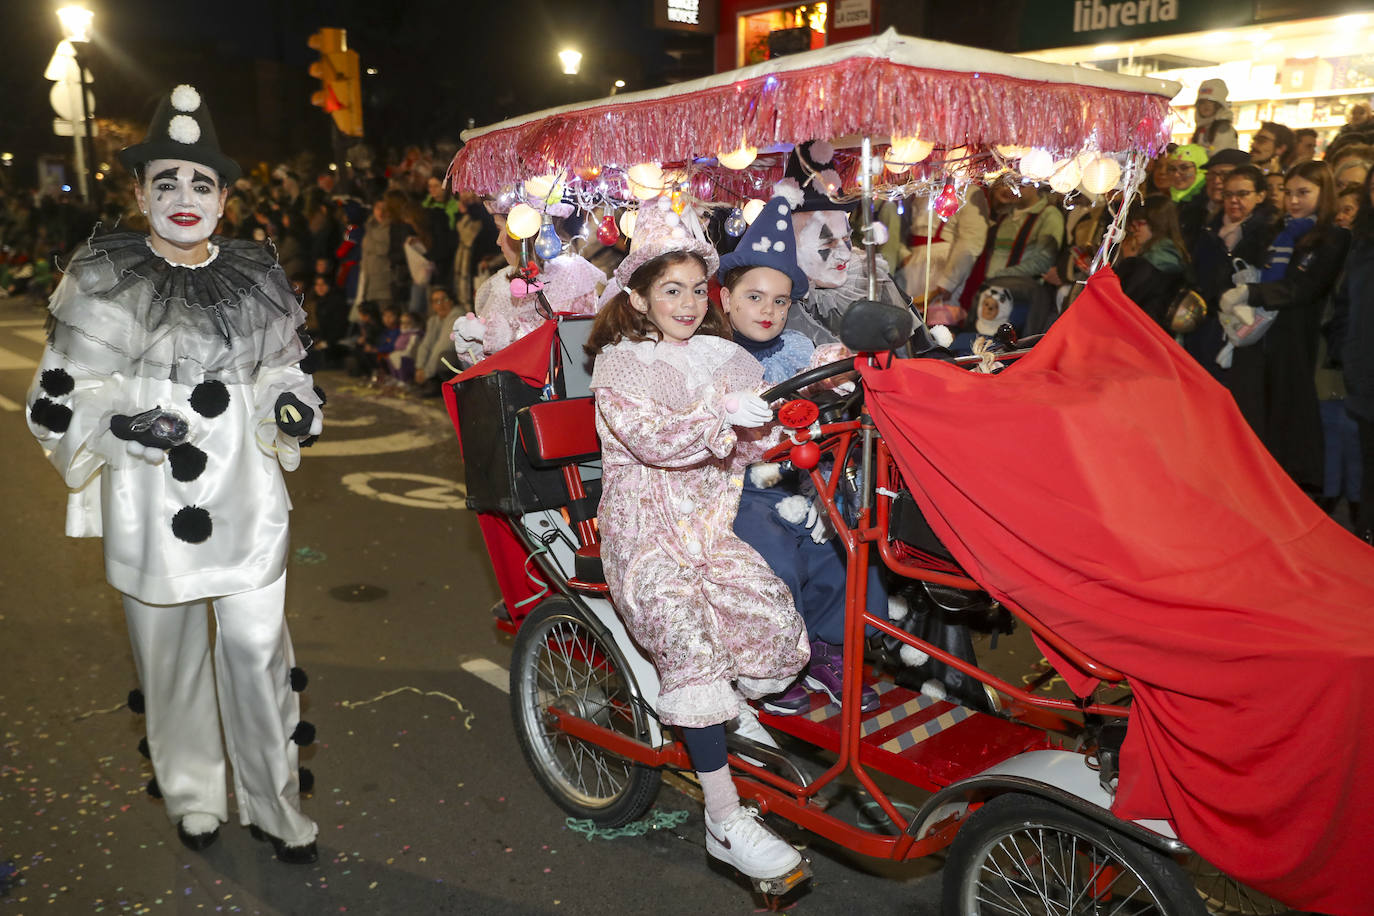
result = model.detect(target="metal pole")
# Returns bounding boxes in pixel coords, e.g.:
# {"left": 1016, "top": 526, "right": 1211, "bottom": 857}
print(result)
{"left": 71, "top": 43, "right": 95, "bottom": 205}
{"left": 861, "top": 136, "right": 876, "bottom": 301}
{"left": 65, "top": 77, "right": 88, "bottom": 201}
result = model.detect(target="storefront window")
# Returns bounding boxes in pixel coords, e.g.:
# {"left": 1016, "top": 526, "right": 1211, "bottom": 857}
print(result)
{"left": 737, "top": 3, "right": 828, "bottom": 67}
{"left": 1020, "top": 12, "right": 1374, "bottom": 156}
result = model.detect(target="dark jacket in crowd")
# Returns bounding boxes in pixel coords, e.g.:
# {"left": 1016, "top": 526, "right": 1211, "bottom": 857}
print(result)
{"left": 1334, "top": 236, "right": 1374, "bottom": 424}
{"left": 1226, "top": 221, "right": 1351, "bottom": 489}
{"left": 1183, "top": 203, "right": 1280, "bottom": 375}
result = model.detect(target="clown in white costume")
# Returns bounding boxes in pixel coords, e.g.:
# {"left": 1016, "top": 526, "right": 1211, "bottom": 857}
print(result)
{"left": 780, "top": 141, "right": 908, "bottom": 346}
{"left": 24, "top": 85, "right": 321, "bottom": 864}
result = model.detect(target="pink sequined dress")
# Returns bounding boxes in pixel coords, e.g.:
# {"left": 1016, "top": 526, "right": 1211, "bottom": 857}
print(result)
{"left": 590, "top": 335, "right": 810, "bottom": 728}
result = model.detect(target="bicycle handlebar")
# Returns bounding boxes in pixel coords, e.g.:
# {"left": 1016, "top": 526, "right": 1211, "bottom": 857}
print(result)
{"left": 761, "top": 357, "right": 857, "bottom": 403}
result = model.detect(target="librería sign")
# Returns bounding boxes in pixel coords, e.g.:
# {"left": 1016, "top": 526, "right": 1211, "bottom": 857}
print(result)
{"left": 1073, "top": 0, "right": 1178, "bottom": 33}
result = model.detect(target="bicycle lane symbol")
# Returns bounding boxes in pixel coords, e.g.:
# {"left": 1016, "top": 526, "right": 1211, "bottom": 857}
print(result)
{"left": 341, "top": 471, "right": 468, "bottom": 510}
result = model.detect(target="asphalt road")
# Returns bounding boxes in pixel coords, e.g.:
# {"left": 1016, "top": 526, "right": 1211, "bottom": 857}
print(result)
{"left": 0, "top": 292, "right": 947, "bottom": 915}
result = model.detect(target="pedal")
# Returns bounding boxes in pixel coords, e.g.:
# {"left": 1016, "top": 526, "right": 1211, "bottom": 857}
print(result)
{"left": 752, "top": 855, "right": 813, "bottom": 898}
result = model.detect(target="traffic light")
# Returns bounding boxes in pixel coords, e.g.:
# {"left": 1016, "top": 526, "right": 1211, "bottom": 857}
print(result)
{"left": 307, "top": 27, "right": 364, "bottom": 138}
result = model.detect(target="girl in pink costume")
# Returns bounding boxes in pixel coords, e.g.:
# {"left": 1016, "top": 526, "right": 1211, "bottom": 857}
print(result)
{"left": 585, "top": 198, "right": 810, "bottom": 885}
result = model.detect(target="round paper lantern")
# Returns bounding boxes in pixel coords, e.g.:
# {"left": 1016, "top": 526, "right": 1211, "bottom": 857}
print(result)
{"left": 741, "top": 198, "right": 766, "bottom": 225}
{"left": 627, "top": 162, "right": 664, "bottom": 200}
{"left": 524, "top": 172, "right": 563, "bottom": 202}
{"left": 1048, "top": 157, "right": 1082, "bottom": 194}
{"left": 1019, "top": 148, "right": 1054, "bottom": 180}
{"left": 1080, "top": 155, "right": 1123, "bottom": 195}
{"left": 717, "top": 145, "right": 758, "bottom": 170}
{"left": 885, "top": 135, "right": 933, "bottom": 173}
{"left": 506, "top": 203, "right": 541, "bottom": 239}
{"left": 618, "top": 209, "right": 637, "bottom": 239}
{"left": 995, "top": 145, "right": 1030, "bottom": 160}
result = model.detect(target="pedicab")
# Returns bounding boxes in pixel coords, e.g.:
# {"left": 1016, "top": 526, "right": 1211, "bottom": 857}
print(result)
{"left": 442, "top": 30, "right": 1374, "bottom": 916}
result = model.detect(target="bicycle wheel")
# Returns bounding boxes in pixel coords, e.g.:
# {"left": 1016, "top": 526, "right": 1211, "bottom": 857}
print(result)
{"left": 509, "top": 596, "right": 660, "bottom": 825}
{"left": 1184, "top": 857, "right": 1288, "bottom": 915}
{"left": 942, "top": 793, "right": 1205, "bottom": 916}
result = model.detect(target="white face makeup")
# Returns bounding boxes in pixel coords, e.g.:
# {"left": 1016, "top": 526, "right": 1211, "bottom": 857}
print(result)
{"left": 136, "top": 159, "right": 226, "bottom": 262}
{"left": 793, "top": 210, "right": 853, "bottom": 289}
{"left": 721, "top": 266, "right": 791, "bottom": 343}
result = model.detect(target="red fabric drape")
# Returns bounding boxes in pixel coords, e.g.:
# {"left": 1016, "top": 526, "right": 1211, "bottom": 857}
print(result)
{"left": 441, "top": 320, "right": 558, "bottom": 624}
{"left": 859, "top": 268, "right": 1374, "bottom": 915}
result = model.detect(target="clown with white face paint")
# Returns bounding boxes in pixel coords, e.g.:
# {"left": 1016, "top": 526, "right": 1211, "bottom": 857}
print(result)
{"left": 794, "top": 209, "right": 853, "bottom": 290}
{"left": 135, "top": 160, "right": 227, "bottom": 261}
{"left": 24, "top": 85, "right": 322, "bottom": 865}
{"left": 780, "top": 141, "right": 911, "bottom": 346}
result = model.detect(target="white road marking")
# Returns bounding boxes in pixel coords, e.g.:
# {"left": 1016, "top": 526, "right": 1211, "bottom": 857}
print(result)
{"left": 0, "top": 392, "right": 21, "bottom": 412}
{"left": 340, "top": 471, "right": 467, "bottom": 509}
{"left": 0, "top": 345, "right": 38, "bottom": 370}
{"left": 461, "top": 658, "right": 510, "bottom": 694}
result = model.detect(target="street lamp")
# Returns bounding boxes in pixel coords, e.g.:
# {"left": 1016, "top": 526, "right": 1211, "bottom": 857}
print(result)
{"left": 558, "top": 49, "right": 582, "bottom": 75}
{"left": 56, "top": 5, "right": 96, "bottom": 205}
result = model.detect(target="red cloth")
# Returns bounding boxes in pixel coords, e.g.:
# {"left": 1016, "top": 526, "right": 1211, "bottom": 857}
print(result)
{"left": 441, "top": 320, "right": 558, "bottom": 624}
{"left": 453, "top": 318, "right": 557, "bottom": 387}
{"left": 859, "top": 268, "right": 1374, "bottom": 915}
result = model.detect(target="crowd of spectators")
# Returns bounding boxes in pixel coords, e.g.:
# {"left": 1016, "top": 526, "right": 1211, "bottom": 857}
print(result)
{"left": 894, "top": 96, "right": 1374, "bottom": 540}
{"left": 3, "top": 95, "right": 1371, "bottom": 540}
{"left": 0, "top": 144, "right": 504, "bottom": 399}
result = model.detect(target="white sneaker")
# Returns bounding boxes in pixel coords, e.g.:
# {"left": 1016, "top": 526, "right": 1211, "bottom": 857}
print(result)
{"left": 704, "top": 806, "right": 802, "bottom": 880}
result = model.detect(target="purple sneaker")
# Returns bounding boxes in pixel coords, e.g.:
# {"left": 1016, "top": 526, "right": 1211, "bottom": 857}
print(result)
{"left": 804, "top": 640, "right": 880, "bottom": 713}
{"left": 760, "top": 681, "right": 811, "bottom": 716}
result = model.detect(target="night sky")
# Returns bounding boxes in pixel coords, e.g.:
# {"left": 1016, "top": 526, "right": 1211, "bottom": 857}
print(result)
{"left": 3, "top": 0, "right": 698, "bottom": 184}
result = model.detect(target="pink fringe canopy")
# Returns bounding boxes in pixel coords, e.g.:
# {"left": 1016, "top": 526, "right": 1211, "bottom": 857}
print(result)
{"left": 449, "top": 54, "right": 1174, "bottom": 198}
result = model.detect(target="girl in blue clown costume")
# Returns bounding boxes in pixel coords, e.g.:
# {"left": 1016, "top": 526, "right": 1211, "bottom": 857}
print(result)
{"left": 719, "top": 181, "right": 890, "bottom": 715}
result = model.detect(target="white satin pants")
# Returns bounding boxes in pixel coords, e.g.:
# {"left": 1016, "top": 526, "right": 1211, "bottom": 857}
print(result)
{"left": 122, "top": 570, "right": 318, "bottom": 847}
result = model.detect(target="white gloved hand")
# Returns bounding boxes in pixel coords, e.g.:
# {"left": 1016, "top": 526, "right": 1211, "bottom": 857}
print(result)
{"left": 1219, "top": 285, "right": 1249, "bottom": 315}
{"left": 1233, "top": 303, "right": 1256, "bottom": 326}
{"left": 804, "top": 499, "right": 833, "bottom": 544}
{"left": 720, "top": 391, "right": 772, "bottom": 428}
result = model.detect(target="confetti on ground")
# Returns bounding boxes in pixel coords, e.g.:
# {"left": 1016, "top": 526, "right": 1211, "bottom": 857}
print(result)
{"left": 293, "top": 546, "right": 329, "bottom": 565}
{"left": 337, "top": 686, "right": 475, "bottom": 729}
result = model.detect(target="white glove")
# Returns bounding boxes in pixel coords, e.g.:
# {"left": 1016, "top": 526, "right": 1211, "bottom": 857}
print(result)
{"left": 124, "top": 439, "right": 167, "bottom": 465}
{"left": 1233, "top": 303, "right": 1256, "bottom": 326}
{"left": 1218, "top": 285, "right": 1249, "bottom": 315}
{"left": 804, "top": 500, "right": 833, "bottom": 544}
{"left": 720, "top": 391, "right": 772, "bottom": 428}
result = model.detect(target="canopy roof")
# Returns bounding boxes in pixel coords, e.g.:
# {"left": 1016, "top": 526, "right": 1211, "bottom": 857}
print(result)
{"left": 449, "top": 29, "right": 1181, "bottom": 195}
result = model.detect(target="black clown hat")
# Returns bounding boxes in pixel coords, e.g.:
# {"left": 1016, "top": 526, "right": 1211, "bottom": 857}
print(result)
{"left": 783, "top": 140, "right": 856, "bottom": 213}
{"left": 117, "top": 84, "right": 241, "bottom": 184}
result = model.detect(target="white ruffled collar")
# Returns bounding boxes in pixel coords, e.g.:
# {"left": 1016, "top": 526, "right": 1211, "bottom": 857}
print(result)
{"left": 144, "top": 236, "right": 221, "bottom": 270}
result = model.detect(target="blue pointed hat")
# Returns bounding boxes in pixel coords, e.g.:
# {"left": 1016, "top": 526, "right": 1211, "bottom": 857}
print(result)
{"left": 717, "top": 181, "right": 809, "bottom": 299}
